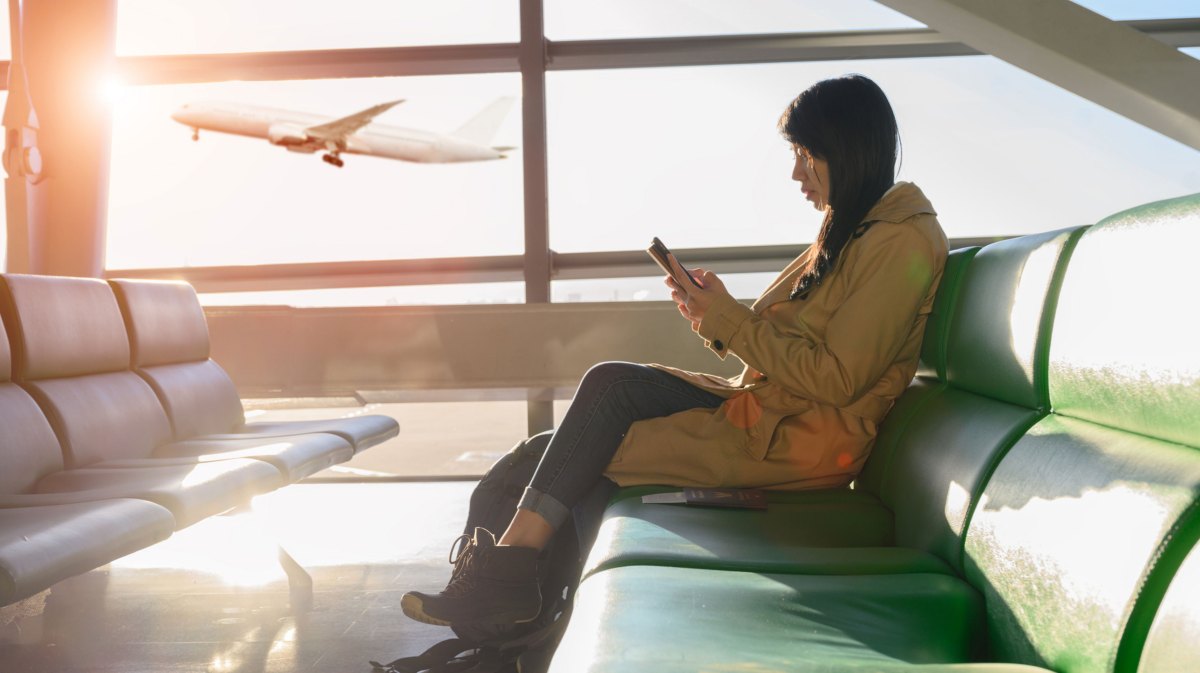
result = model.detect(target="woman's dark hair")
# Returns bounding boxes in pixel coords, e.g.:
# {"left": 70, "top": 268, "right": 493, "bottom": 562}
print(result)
{"left": 778, "top": 74, "right": 900, "bottom": 300}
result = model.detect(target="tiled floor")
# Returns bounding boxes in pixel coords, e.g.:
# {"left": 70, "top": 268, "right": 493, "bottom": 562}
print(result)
{"left": 0, "top": 482, "right": 479, "bottom": 673}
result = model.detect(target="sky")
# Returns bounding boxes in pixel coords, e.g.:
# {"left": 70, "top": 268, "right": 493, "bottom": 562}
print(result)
{"left": 3, "top": 0, "right": 1199, "bottom": 304}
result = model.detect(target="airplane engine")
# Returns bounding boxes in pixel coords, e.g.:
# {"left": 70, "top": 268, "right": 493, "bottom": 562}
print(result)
{"left": 267, "top": 123, "right": 310, "bottom": 147}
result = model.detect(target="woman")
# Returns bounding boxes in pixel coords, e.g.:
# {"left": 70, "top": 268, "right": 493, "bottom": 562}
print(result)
{"left": 401, "top": 74, "right": 948, "bottom": 627}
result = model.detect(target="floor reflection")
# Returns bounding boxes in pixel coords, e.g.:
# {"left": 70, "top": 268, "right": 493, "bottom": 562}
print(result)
{"left": 0, "top": 482, "right": 475, "bottom": 673}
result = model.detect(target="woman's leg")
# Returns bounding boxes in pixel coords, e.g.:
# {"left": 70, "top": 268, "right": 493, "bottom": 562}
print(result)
{"left": 402, "top": 361, "right": 724, "bottom": 626}
{"left": 504, "top": 361, "right": 725, "bottom": 549}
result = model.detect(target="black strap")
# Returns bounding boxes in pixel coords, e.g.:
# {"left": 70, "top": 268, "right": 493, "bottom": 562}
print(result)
{"left": 370, "top": 638, "right": 479, "bottom": 673}
{"left": 368, "top": 617, "right": 568, "bottom": 673}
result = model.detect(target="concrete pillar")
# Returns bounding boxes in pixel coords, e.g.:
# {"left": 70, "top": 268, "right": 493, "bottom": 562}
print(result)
{"left": 12, "top": 0, "right": 118, "bottom": 277}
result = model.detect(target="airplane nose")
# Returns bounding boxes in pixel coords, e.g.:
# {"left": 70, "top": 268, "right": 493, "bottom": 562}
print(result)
{"left": 170, "top": 106, "right": 190, "bottom": 124}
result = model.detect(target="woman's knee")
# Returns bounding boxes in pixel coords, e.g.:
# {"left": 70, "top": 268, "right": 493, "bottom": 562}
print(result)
{"left": 580, "top": 361, "right": 646, "bottom": 390}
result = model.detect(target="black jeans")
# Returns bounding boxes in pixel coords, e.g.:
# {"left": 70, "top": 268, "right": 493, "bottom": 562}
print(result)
{"left": 517, "top": 361, "right": 725, "bottom": 531}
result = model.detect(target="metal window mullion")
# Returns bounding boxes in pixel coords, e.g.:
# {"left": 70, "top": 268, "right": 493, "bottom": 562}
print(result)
{"left": 520, "top": 0, "right": 554, "bottom": 434}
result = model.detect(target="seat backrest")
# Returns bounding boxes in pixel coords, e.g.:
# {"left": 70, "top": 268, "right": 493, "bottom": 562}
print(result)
{"left": 0, "top": 302, "right": 66, "bottom": 494}
{"left": 962, "top": 193, "right": 1200, "bottom": 673}
{"left": 1137, "top": 539, "right": 1200, "bottom": 673}
{"left": 874, "top": 226, "right": 1084, "bottom": 572}
{"left": 917, "top": 245, "right": 979, "bottom": 383}
{"left": 0, "top": 274, "right": 172, "bottom": 467}
{"left": 110, "top": 279, "right": 244, "bottom": 439}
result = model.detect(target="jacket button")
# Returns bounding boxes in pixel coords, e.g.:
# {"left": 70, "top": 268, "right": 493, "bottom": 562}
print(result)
{"left": 713, "top": 339, "right": 724, "bottom": 350}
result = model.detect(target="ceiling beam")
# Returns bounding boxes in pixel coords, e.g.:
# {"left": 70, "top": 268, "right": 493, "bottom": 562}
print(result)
{"left": 876, "top": 0, "right": 1200, "bottom": 150}
{"left": 0, "top": 19, "right": 1192, "bottom": 88}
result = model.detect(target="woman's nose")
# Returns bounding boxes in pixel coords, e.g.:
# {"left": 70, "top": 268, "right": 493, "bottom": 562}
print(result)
{"left": 792, "top": 159, "right": 806, "bottom": 181}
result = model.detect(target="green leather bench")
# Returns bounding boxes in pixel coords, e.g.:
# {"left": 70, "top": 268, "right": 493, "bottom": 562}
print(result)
{"left": 551, "top": 193, "right": 1200, "bottom": 672}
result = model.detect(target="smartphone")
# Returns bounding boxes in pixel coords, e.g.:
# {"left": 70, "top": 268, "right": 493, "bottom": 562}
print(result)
{"left": 647, "top": 237, "right": 702, "bottom": 288}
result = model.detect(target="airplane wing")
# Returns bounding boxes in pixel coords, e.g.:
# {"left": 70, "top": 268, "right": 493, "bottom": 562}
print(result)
{"left": 304, "top": 99, "right": 405, "bottom": 142}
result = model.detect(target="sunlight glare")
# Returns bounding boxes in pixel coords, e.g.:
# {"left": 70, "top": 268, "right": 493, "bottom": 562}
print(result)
{"left": 1007, "top": 240, "right": 1060, "bottom": 387}
{"left": 99, "top": 74, "right": 127, "bottom": 106}
{"left": 112, "top": 507, "right": 286, "bottom": 587}
{"left": 1053, "top": 219, "right": 1200, "bottom": 381}
{"left": 266, "top": 624, "right": 298, "bottom": 672}
{"left": 977, "top": 482, "right": 1169, "bottom": 613}
{"left": 944, "top": 480, "right": 971, "bottom": 528}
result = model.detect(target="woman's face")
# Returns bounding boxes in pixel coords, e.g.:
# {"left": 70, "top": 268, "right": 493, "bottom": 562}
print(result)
{"left": 791, "top": 146, "right": 830, "bottom": 211}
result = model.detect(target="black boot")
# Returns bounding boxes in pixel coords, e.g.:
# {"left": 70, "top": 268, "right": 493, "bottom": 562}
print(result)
{"left": 402, "top": 527, "right": 542, "bottom": 627}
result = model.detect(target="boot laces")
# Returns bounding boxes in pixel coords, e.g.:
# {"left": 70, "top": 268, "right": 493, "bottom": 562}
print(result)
{"left": 445, "top": 533, "right": 483, "bottom": 596}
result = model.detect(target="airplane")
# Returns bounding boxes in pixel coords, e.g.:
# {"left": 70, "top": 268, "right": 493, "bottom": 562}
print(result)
{"left": 170, "top": 98, "right": 516, "bottom": 167}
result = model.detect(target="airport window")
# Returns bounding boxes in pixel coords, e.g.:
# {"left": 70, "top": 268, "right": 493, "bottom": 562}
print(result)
{"left": 545, "top": 0, "right": 922, "bottom": 40}
{"left": 114, "top": 0, "right": 518, "bottom": 55}
{"left": 546, "top": 56, "right": 1200, "bottom": 256}
{"left": 105, "top": 74, "right": 523, "bottom": 270}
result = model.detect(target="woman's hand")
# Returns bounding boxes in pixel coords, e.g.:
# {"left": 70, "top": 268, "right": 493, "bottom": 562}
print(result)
{"left": 664, "top": 253, "right": 731, "bottom": 328}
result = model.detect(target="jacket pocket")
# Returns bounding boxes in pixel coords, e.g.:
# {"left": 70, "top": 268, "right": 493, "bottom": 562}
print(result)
{"left": 722, "top": 391, "right": 790, "bottom": 461}
{"left": 744, "top": 407, "right": 789, "bottom": 461}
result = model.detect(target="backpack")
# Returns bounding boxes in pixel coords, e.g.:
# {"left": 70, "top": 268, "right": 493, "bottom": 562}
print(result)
{"left": 370, "top": 431, "right": 582, "bottom": 673}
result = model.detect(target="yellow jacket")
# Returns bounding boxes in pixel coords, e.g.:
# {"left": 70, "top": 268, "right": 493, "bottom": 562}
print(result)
{"left": 605, "top": 182, "right": 948, "bottom": 490}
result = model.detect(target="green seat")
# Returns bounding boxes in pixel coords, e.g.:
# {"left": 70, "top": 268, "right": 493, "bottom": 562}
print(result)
{"left": 1138, "top": 540, "right": 1200, "bottom": 673}
{"left": 584, "top": 492, "right": 942, "bottom": 578}
{"left": 878, "top": 226, "right": 1083, "bottom": 574}
{"left": 553, "top": 565, "right": 989, "bottom": 673}
{"left": 557, "top": 194, "right": 1200, "bottom": 673}
{"left": 585, "top": 248, "right": 980, "bottom": 578}
{"left": 962, "top": 193, "right": 1200, "bottom": 673}
{"left": 587, "top": 227, "right": 1081, "bottom": 579}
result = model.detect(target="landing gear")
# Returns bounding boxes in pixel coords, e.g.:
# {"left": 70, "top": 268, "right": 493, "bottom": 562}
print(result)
{"left": 191, "top": 128, "right": 199, "bottom": 141}
{"left": 322, "top": 152, "right": 344, "bottom": 168}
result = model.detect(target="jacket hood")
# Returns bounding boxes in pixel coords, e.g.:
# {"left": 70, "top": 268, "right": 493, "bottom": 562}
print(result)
{"left": 863, "top": 182, "right": 937, "bottom": 225}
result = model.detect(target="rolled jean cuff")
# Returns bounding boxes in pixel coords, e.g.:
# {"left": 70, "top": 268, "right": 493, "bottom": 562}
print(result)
{"left": 517, "top": 486, "right": 572, "bottom": 531}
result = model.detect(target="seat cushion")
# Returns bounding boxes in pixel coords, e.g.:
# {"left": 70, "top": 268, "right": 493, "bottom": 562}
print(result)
{"left": 963, "top": 415, "right": 1200, "bottom": 673}
{"left": 586, "top": 489, "right": 904, "bottom": 579}
{"left": 88, "top": 434, "right": 353, "bottom": 483}
{"left": 1138, "top": 539, "right": 1200, "bottom": 673}
{"left": 27, "top": 371, "right": 174, "bottom": 468}
{"left": 139, "top": 360, "right": 246, "bottom": 439}
{"left": 32, "top": 460, "right": 280, "bottom": 529}
{"left": 154, "top": 433, "right": 353, "bottom": 482}
{"left": 879, "top": 387, "right": 1042, "bottom": 573}
{"left": 0, "top": 383, "right": 65, "bottom": 494}
{"left": 551, "top": 565, "right": 986, "bottom": 673}
{"left": 212, "top": 414, "right": 400, "bottom": 452}
{"left": 0, "top": 499, "right": 175, "bottom": 606}
{"left": 855, "top": 376, "right": 945, "bottom": 496}
{"left": 0, "top": 300, "right": 11, "bottom": 382}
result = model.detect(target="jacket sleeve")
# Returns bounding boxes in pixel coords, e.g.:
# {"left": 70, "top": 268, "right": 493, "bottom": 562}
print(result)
{"left": 697, "top": 222, "right": 938, "bottom": 407}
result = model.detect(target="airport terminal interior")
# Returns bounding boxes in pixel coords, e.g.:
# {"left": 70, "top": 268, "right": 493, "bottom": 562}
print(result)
{"left": 2, "top": 1, "right": 1199, "bottom": 672}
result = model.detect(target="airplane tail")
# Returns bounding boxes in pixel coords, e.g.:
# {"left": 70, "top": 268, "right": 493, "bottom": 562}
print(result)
{"left": 452, "top": 97, "right": 515, "bottom": 145}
